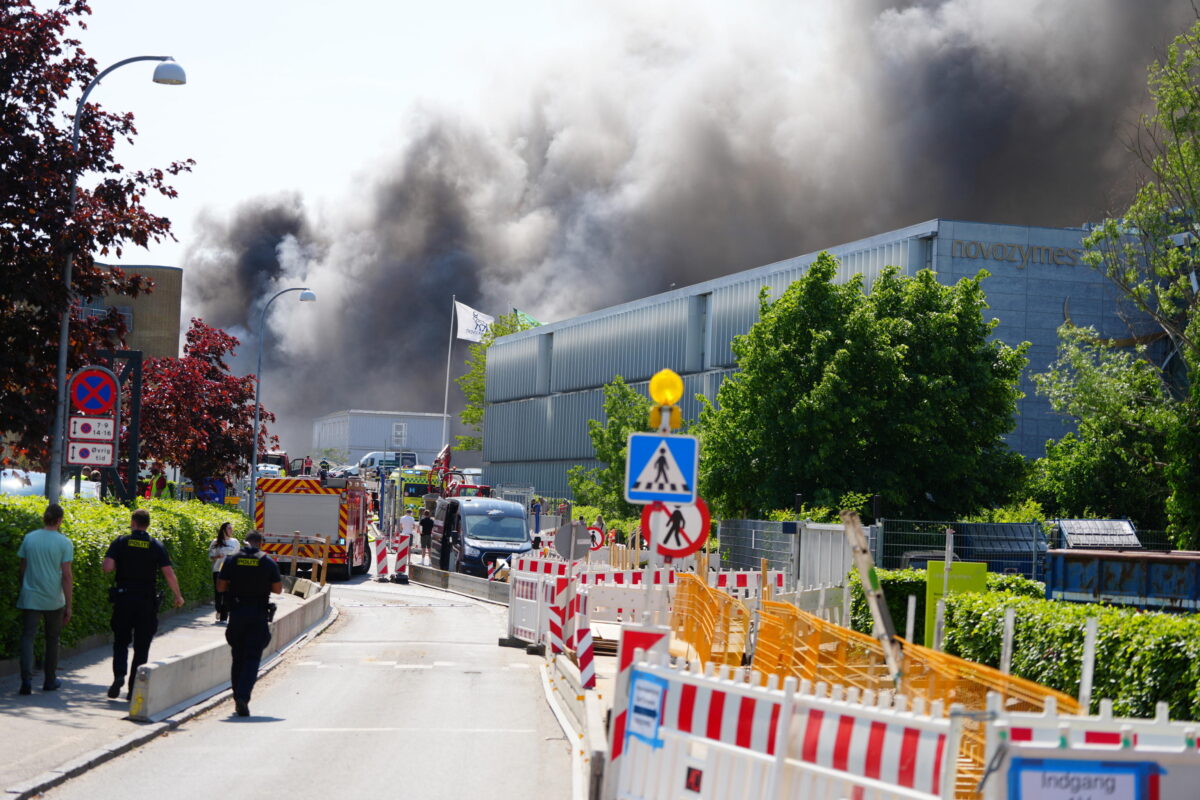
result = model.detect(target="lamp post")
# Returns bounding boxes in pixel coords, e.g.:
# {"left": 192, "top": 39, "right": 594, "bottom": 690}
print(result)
{"left": 248, "top": 288, "right": 316, "bottom": 518}
{"left": 46, "top": 56, "right": 187, "bottom": 503}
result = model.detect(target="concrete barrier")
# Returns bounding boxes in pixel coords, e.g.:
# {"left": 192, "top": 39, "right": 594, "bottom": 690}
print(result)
{"left": 412, "top": 564, "right": 511, "bottom": 605}
{"left": 128, "top": 586, "right": 332, "bottom": 721}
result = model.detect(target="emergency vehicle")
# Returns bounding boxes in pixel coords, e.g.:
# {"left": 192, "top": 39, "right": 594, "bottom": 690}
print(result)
{"left": 390, "top": 467, "right": 434, "bottom": 519}
{"left": 255, "top": 475, "right": 371, "bottom": 580}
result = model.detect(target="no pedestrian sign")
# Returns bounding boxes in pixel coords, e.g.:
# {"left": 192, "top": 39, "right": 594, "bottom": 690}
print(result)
{"left": 641, "top": 498, "right": 710, "bottom": 558}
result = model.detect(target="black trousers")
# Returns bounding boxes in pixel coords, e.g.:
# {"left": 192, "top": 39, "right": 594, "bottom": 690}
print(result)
{"left": 225, "top": 605, "right": 271, "bottom": 704}
{"left": 212, "top": 573, "right": 229, "bottom": 619}
{"left": 111, "top": 592, "right": 158, "bottom": 682}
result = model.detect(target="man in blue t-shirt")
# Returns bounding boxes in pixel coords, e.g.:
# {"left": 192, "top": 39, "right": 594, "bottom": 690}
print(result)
{"left": 16, "top": 503, "right": 74, "bottom": 695}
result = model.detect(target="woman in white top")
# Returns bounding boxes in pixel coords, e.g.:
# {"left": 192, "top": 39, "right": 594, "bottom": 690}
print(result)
{"left": 208, "top": 522, "right": 241, "bottom": 623}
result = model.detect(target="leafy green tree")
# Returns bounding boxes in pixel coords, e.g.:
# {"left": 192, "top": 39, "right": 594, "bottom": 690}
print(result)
{"left": 1029, "top": 326, "right": 1175, "bottom": 531}
{"left": 454, "top": 312, "right": 535, "bottom": 451}
{"left": 696, "top": 252, "right": 1027, "bottom": 519}
{"left": 1079, "top": 21, "right": 1200, "bottom": 544}
{"left": 567, "top": 376, "right": 651, "bottom": 520}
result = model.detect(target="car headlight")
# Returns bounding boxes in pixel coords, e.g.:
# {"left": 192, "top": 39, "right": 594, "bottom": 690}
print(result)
{"left": 463, "top": 544, "right": 480, "bottom": 557}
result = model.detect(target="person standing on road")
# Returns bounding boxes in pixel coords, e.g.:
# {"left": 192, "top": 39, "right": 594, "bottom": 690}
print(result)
{"left": 208, "top": 522, "right": 241, "bottom": 623}
{"left": 216, "top": 531, "right": 282, "bottom": 717}
{"left": 102, "top": 509, "right": 184, "bottom": 699}
{"left": 303, "top": 455, "right": 312, "bottom": 475}
{"left": 15, "top": 503, "right": 73, "bottom": 695}
{"left": 418, "top": 509, "right": 434, "bottom": 564}
{"left": 531, "top": 498, "right": 542, "bottom": 537}
{"left": 399, "top": 508, "right": 416, "bottom": 548}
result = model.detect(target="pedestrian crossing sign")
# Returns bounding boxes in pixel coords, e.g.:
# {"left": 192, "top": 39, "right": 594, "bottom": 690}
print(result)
{"left": 625, "top": 433, "right": 698, "bottom": 504}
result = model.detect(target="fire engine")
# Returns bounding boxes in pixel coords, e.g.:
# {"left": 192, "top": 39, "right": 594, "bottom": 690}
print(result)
{"left": 255, "top": 475, "right": 371, "bottom": 580}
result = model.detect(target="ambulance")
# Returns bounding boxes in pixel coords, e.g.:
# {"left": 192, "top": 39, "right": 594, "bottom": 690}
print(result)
{"left": 255, "top": 475, "right": 371, "bottom": 580}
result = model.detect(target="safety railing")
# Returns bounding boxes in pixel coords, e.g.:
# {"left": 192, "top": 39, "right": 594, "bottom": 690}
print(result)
{"left": 751, "top": 601, "right": 1078, "bottom": 798}
{"left": 669, "top": 573, "right": 750, "bottom": 666}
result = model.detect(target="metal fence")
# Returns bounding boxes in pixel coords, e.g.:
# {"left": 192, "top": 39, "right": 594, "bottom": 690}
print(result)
{"left": 876, "top": 520, "right": 1046, "bottom": 580}
{"left": 1137, "top": 529, "right": 1176, "bottom": 552}
{"left": 716, "top": 519, "right": 857, "bottom": 590}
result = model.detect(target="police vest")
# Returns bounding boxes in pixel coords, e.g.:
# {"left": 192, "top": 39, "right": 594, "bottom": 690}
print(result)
{"left": 227, "top": 548, "right": 276, "bottom": 604}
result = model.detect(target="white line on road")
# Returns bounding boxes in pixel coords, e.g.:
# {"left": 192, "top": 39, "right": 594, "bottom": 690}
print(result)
{"left": 287, "top": 727, "right": 537, "bottom": 733}
{"left": 394, "top": 664, "right": 433, "bottom": 670}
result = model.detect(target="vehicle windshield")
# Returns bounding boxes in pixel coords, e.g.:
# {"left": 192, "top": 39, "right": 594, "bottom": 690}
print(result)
{"left": 463, "top": 512, "right": 528, "bottom": 542}
{"left": 403, "top": 483, "right": 428, "bottom": 498}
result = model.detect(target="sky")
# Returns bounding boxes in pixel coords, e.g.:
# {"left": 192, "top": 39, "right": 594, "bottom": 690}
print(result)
{"left": 69, "top": 0, "right": 1196, "bottom": 458}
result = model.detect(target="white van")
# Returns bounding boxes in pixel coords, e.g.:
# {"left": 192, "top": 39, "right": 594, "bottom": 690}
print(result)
{"left": 358, "top": 451, "right": 417, "bottom": 474}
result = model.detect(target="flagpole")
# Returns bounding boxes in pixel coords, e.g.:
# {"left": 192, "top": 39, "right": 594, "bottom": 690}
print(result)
{"left": 442, "top": 294, "right": 455, "bottom": 447}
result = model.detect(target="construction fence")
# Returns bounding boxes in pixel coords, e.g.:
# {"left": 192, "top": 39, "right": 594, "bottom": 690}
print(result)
{"left": 717, "top": 519, "right": 857, "bottom": 588}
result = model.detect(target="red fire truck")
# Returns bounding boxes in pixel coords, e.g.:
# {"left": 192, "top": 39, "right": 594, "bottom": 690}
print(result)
{"left": 255, "top": 475, "right": 371, "bottom": 580}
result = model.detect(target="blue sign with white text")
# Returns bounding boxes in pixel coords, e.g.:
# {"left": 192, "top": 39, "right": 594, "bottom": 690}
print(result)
{"left": 625, "top": 433, "right": 698, "bottom": 504}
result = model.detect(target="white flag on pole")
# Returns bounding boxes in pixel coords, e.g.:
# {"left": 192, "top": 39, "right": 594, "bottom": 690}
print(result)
{"left": 454, "top": 301, "right": 494, "bottom": 342}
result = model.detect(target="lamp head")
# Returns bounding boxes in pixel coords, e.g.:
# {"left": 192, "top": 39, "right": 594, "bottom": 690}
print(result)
{"left": 152, "top": 60, "right": 186, "bottom": 86}
{"left": 298, "top": 289, "right": 317, "bottom": 302}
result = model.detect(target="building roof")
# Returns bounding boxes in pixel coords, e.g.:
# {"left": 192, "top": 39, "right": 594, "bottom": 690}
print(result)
{"left": 312, "top": 409, "right": 447, "bottom": 422}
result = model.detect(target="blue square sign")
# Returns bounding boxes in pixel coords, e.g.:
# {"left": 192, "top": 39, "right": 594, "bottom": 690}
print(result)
{"left": 625, "top": 433, "right": 698, "bottom": 504}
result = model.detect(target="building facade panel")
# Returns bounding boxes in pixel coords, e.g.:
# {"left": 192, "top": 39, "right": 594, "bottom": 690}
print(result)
{"left": 483, "top": 219, "right": 1150, "bottom": 499}
{"left": 311, "top": 410, "right": 445, "bottom": 465}
{"left": 485, "top": 334, "right": 541, "bottom": 402}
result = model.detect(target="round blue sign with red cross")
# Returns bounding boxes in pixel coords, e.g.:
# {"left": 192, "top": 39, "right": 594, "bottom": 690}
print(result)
{"left": 68, "top": 366, "right": 119, "bottom": 416}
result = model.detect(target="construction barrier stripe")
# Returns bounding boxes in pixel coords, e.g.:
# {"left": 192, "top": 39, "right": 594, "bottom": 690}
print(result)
{"left": 261, "top": 542, "right": 349, "bottom": 563}
{"left": 798, "top": 707, "right": 946, "bottom": 795}
{"left": 661, "top": 679, "right": 779, "bottom": 755}
{"left": 256, "top": 477, "right": 341, "bottom": 495}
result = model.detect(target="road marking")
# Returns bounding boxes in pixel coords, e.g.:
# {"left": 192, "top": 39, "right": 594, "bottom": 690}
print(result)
{"left": 395, "top": 664, "right": 433, "bottom": 670}
{"left": 288, "top": 727, "right": 537, "bottom": 733}
{"left": 433, "top": 661, "right": 456, "bottom": 667}
{"left": 508, "top": 663, "right": 531, "bottom": 669}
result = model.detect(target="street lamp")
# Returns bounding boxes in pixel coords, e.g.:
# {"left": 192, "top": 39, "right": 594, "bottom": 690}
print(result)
{"left": 46, "top": 56, "right": 187, "bottom": 503}
{"left": 248, "top": 288, "right": 316, "bottom": 517}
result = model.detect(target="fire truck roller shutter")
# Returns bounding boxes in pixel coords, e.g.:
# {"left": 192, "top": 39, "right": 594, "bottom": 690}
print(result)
{"left": 264, "top": 494, "right": 341, "bottom": 538}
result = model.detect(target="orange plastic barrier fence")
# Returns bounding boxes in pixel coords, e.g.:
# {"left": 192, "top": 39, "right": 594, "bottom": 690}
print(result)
{"left": 752, "top": 601, "right": 1078, "bottom": 798}
{"left": 669, "top": 574, "right": 750, "bottom": 666}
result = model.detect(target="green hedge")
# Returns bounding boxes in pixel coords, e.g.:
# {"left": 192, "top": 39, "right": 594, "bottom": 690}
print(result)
{"left": 846, "top": 567, "right": 1045, "bottom": 644}
{"left": 943, "top": 593, "right": 1200, "bottom": 719}
{"left": 1, "top": 496, "right": 254, "bottom": 660}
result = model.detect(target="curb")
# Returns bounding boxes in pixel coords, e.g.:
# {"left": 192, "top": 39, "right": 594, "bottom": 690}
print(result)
{"left": 4, "top": 602, "right": 339, "bottom": 800}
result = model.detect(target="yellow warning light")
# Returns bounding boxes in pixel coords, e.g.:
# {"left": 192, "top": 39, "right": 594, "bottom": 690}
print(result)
{"left": 649, "top": 368, "right": 684, "bottom": 406}
{"left": 649, "top": 405, "right": 683, "bottom": 430}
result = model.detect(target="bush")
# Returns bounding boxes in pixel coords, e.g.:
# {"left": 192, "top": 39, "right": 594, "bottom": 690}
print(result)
{"left": 943, "top": 592, "right": 1200, "bottom": 719}
{"left": 846, "top": 567, "right": 1044, "bottom": 644}
{"left": 1, "top": 496, "right": 253, "bottom": 660}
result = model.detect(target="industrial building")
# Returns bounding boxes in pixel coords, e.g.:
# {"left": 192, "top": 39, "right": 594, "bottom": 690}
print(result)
{"left": 83, "top": 264, "right": 183, "bottom": 359}
{"left": 310, "top": 410, "right": 447, "bottom": 466}
{"left": 482, "top": 219, "right": 1152, "bottom": 498}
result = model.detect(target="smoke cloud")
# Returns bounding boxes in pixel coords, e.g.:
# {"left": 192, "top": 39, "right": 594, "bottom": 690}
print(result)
{"left": 181, "top": 0, "right": 1193, "bottom": 456}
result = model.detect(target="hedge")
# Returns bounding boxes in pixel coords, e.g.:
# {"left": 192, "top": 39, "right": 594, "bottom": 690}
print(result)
{"left": 846, "top": 567, "right": 1045, "bottom": 644}
{"left": 1, "top": 496, "right": 254, "bottom": 661}
{"left": 943, "top": 593, "right": 1200, "bottom": 719}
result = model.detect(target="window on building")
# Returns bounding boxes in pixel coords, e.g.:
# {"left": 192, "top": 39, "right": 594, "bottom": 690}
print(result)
{"left": 392, "top": 422, "right": 407, "bottom": 447}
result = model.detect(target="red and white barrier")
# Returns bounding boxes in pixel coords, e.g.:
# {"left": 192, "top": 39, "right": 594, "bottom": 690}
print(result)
{"left": 605, "top": 622, "right": 672, "bottom": 800}
{"left": 576, "top": 591, "right": 596, "bottom": 690}
{"left": 392, "top": 532, "right": 410, "bottom": 579}
{"left": 547, "top": 576, "right": 569, "bottom": 655}
{"left": 608, "top": 653, "right": 960, "bottom": 800}
{"left": 374, "top": 535, "right": 390, "bottom": 580}
{"left": 578, "top": 568, "right": 676, "bottom": 587}
{"left": 983, "top": 692, "right": 1200, "bottom": 800}
{"left": 709, "top": 569, "right": 786, "bottom": 601}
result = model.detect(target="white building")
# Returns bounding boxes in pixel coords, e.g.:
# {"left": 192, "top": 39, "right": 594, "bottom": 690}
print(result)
{"left": 311, "top": 410, "right": 447, "bottom": 466}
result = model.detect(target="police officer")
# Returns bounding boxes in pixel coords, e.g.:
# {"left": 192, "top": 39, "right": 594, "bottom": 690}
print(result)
{"left": 102, "top": 509, "right": 184, "bottom": 699}
{"left": 216, "top": 531, "right": 282, "bottom": 717}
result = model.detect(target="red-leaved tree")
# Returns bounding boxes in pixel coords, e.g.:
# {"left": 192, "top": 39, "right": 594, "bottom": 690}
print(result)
{"left": 0, "top": 0, "right": 193, "bottom": 467}
{"left": 137, "top": 319, "right": 275, "bottom": 485}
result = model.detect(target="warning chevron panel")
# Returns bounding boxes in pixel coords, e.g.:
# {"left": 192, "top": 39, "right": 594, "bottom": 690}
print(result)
{"left": 624, "top": 433, "right": 698, "bottom": 504}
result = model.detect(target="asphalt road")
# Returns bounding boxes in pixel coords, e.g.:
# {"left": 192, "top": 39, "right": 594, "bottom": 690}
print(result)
{"left": 42, "top": 577, "right": 572, "bottom": 800}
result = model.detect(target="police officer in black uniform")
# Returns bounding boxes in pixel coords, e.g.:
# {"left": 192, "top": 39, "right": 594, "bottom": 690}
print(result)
{"left": 102, "top": 509, "right": 185, "bottom": 699}
{"left": 216, "top": 531, "right": 282, "bottom": 717}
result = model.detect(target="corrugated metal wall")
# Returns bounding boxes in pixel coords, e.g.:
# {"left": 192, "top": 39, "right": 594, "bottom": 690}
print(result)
{"left": 550, "top": 297, "right": 691, "bottom": 392}
{"left": 486, "top": 334, "right": 541, "bottom": 402}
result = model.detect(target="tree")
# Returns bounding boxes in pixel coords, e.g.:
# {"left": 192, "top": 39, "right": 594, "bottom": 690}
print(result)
{"left": 1080, "top": 20, "right": 1200, "bottom": 544}
{"left": 454, "top": 311, "right": 536, "bottom": 451}
{"left": 566, "top": 376, "right": 651, "bottom": 520}
{"left": 1029, "top": 326, "right": 1175, "bottom": 530}
{"left": 136, "top": 320, "right": 275, "bottom": 484}
{"left": 0, "top": 1, "right": 192, "bottom": 467}
{"left": 696, "top": 252, "right": 1028, "bottom": 519}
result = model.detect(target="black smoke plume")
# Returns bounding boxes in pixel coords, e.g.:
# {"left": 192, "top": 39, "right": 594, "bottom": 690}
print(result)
{"left": 181, "top": 0, "right": 1194, "bottom": 455}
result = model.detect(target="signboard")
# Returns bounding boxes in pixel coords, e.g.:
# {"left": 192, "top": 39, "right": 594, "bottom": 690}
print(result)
{"left": 67, "top": 441, "right": 116, "bottom": 467}
{"left": 554, "top": 520, "right": 592, "bottom": 561}
{"left": 625, "top": 433, "right": 698, "bottom": 504}
{"left": 924, "top": 560, "right": 987, "bottom": 646}
{"left": 588, "top": 526, "right": 605, "bottom": 551}
{"left": 68, "top": 366, "right": 119, "bottom": 416}
{"left": 641, "top": 498, "right": 711, "bottom": 558}
{"left": 69, "top": 416, "right": 116, "bottom": 441}
{"left": 1008, "top": 757, "right": 1158, "bottom": 800}
{"left": 625, "top": 669, "right": 668, "bottom": 748}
